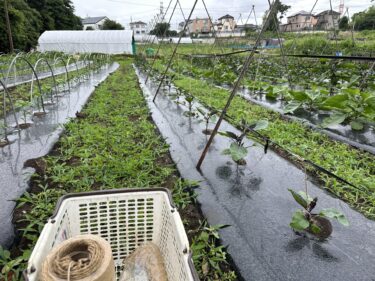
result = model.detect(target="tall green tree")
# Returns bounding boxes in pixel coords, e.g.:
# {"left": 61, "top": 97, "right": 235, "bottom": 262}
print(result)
{"left": 0, "top": 0, "right": 82, "bottom": 52}
{"left": 0, "top": 0, "right": 42, "bottom": 52}
{"left": 150, "top": 22, "right": 176, "bottom": 37}
{"left": 102, "top": 19, "right": 124, "bottom": 30}
{"left": 263, "top": 0, "right": 291, "bottom": 32}
{"left": 339, "top": 16, "right": 349, "bottom": 30}
{"left": 352, "top": 6, "right": 375, "bottom": 31}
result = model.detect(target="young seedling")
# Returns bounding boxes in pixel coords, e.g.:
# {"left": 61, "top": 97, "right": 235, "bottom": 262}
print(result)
{"left": 197, "top": 108, "right": 218, "bottom": 135}
{"left": 289, "top": 189, "right": 349, "bottom": 239}
{"left": 15, "top": 100, "right": 32, "bottom": 129}
{"left": 219, "top": 119, "right": 269, "bottom": 165}
{"left": 183, "top": 93, "right": 198, "bottom": 118}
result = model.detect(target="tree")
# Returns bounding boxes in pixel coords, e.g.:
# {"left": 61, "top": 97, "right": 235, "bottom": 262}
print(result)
{"left": 0, "top": 0, "right": 82, "bottom": 52}
{"left": 339, "top": 16, "right": 349, "bottom": 30}
{"left": 0, "top": 0, "right": 42, "bottom": 52}
{"left": 352, "top": 6, "right": 375, "bottom": 31}
{"left": 102, "top": 19, "right": 124, "bottom": 30}
{"left": 150, "top": 22, "right": 176, "bottom": 37}
{"left": 262, "top": 0, "right": 291, "bottom": 32}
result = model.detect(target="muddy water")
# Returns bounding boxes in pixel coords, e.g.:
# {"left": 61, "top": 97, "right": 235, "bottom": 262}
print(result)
{"left": 0, "top": 63, "right": 119, "bottom": 247}
{"left": 135, "top": 67, "right": 375, "bottom": 281}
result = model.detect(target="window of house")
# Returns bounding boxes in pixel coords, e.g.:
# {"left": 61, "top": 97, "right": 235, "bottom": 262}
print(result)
{"left": 306, "top": 16, "right": 310, "bottom": 20}
{"left": 225, "top": 26, "right": 228, "bottom": 30}
{"left": 142, "top": 30, "right": 145, "bottom": 33}
{"left": 136, "top": 25, "right": 139, "bottom": 28}
{"left": 136, "top": 31, "right": 140, "bottom": 34}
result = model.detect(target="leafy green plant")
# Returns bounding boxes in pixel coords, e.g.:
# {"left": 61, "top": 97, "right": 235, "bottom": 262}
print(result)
{"left": 172, "top": 179, "right": 198, "bottom": 210}
{"left": 0, "top": 246, "right": 30, "bottom": 281}
{"left": 284, "top": 86, "right": 329, "bottom": 114}
{"left": 183, "top": 93, "right": 198, "bottom": 117}
{"left": 197, "top": 108, "right": 218, "bottom": 135}
{"left": 191, "top": 222, "right": 236, "bottom": 281}
{"left": 289, "top": 189, "right": 349, "bottom": 239}
{"left": 321, "top": 88, "right": 375, "bottom": 130}
{"left": 219, "top": 120, "right": 268, "bottom": 165}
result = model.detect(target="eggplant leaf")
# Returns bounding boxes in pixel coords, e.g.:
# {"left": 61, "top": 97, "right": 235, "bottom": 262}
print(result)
{"left": 290, "top": 210, "right": 310, "bottom": 231}
{"left": 253, "top": 120, "right": 269, "bottom": 131}
{"left": 322, "top": 94, "right": 348, "bottom": 110}
{"left": 229, "top": 143, "right": 248, "bottom": 161}
{"left": 218, "top": 131, "right": 238, "bottom": 140}
{"left": 284, "top": 101, "right": 302, "bottom": 114}
{"left": 288, "top": 189, "right": 308, "bottom": 209}
{"left": 322, "top": 112, "right": 347, "bottom": 128}
{"left": 350, "top": 120, "right": 364, "bottom": 131}
{"left": 320, "top": 208, "right": 349, "bottom": 226}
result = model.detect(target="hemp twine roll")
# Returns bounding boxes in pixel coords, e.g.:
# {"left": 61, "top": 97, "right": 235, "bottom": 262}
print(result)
{"left": 40, "top": 234, "right": 115, "bottom": 281}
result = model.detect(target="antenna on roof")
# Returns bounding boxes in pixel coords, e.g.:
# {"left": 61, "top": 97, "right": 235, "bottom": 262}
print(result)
{"left": 339, "top": 0, "right": 344, "bottom": 15}
{"left": 160, "top": 1, "right": 164, "bottom": 18}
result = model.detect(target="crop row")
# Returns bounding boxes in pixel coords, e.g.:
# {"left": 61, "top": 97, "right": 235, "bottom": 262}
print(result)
{"left": 140, "top": 57, "right": 375, "bottom": 219}
{"left": 0, "top": 58, "right": 237, "bottom": 281}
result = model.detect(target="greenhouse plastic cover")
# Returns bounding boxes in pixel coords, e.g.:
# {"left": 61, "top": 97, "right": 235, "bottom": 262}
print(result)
{"left": 171, "top": 37, "right": 193, "bottom": 44}
{"left": 134, "top": 34, "right": 158, "bottom": 44}
{"left": 38, "top": 30, "right": 134, "bottom": 54}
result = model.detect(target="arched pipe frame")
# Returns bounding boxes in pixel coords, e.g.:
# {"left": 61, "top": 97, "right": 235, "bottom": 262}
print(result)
{"left": 53, "top": 57, "right": 71, "bottom": 94}
{"left": 66, "top": 55, "right": 82, "bottom": 85}
{"left": 1, "top": 78, "right": 19, "bottom": 142}
{"left": 5, "top": 54, "right": 46, "bottom": 113}
{"left": 31, "top": 58, "right": 59, "bottom": 104}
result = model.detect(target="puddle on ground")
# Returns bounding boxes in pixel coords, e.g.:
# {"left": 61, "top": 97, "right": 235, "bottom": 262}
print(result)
{"left": 135, "top": 66, "right": 375, "bottom": 281}
{"left": 0, "top": 63, "right": 119, "bottom": 247}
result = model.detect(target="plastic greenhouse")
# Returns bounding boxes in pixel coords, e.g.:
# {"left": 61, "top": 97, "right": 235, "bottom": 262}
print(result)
{"left": 37, "top": 30, "right": 135, "bottom": 54}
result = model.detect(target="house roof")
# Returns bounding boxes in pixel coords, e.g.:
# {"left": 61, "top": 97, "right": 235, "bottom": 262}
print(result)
{"left": 82, "top": 16, "right": 107, "bottom": 25}
{"left": 316, "top": 10, "right": 340, "bottom": 16}
{"left": 218, "top": 14, "right": 234, "bottom": 20}
{"left": 236, "top": 19, "right": 257, "bottom": 27}
{"left": 130, "top": 21, "right": 147, "bottom": 25}
{"left": 287, "top": 10, "right": 312, "bottom": 17}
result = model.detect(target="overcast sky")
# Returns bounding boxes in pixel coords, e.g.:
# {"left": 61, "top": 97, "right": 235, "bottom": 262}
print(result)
{"left": 72, "top": 0, "right": 373, "bottom": 29}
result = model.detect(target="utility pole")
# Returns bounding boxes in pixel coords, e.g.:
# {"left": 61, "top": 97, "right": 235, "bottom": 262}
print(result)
{"left": 4, "top": 0, "right": 14, "bottom": 53}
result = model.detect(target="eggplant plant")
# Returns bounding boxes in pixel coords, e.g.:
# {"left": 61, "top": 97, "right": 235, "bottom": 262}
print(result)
{"left": 321, "top": 88, "right": 375, "bottom": 130}
{"left": 289, "top": 189, "right": 349, "bottom": 239}
{"left": 219, "top": 119, "right": 269, "bottom": 165}
{"left": 183, "top": 93, "right": 198, "bottom": 118}
{"left": 197, "top": 108, "right": 218, "bottom": 135}
{"left": 15, "top": 100, "right": 32, "bottom": 129}
{"left": 284, "top": 86, "right": 329, "bottom": 114}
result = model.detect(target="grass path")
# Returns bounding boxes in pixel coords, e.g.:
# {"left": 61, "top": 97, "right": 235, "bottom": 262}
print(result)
{"left": 2, "top": 58, "right": 237, "bottom": 281}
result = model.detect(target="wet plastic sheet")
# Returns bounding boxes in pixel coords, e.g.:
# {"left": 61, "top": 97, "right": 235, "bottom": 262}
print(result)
{"left": 135, "top": 67, "right": 375, "bottom": 281}
{"left": 0, "top": 63, "right": 119, "bottom": 247}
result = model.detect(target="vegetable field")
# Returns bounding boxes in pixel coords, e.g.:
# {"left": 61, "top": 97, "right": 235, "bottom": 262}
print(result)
{"left": 1, "top": 33, "right": 375, "bottom": 281}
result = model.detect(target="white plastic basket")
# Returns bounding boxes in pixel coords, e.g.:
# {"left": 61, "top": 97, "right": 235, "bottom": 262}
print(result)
{"left": 24, "top": 188, "right": 199, "bottom": 281}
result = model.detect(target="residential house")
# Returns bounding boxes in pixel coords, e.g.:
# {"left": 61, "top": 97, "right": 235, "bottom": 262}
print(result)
{"left": 214, "top": 14, "right": 236, "bottom": 33}
{"left": 315, "top": 10, "right": 340, "bottom": 30}
{"left": 187, "top": 18, "right": 213, "bottom": 35}
{"left": 235, "top": 19, "right": 258, "bottom": 33}
{"left": 130, "top": 21, "right": 147, "bottom": 35}
{"left": 82, "top": 16, "right": 108, "bottom": 30}
{"left": 279, "top": 11, "right": 317, "bottom": 32}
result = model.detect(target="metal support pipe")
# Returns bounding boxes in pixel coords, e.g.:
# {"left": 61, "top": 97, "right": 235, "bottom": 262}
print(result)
{"left": 196, "top": 0, "right": 277, "bottom": 170}
{"left": 152, "top": 0, "right": 199, "bottom": 102}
